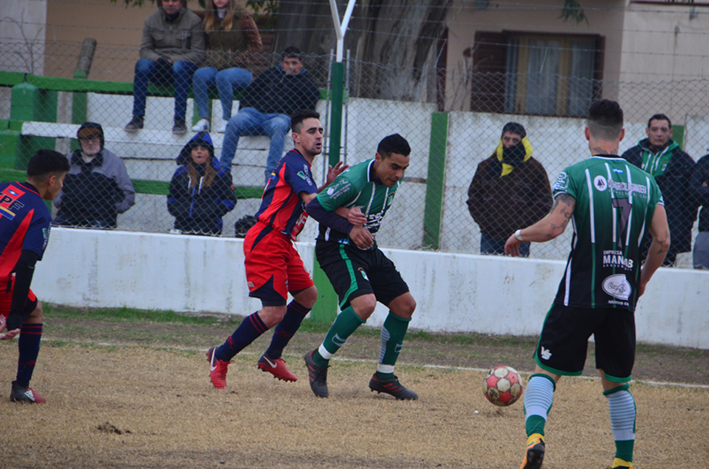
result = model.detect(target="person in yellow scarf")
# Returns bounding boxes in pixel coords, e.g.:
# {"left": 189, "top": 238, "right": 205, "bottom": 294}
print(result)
{"left": 466, "top": 122, "right": 553, "bottom": 256}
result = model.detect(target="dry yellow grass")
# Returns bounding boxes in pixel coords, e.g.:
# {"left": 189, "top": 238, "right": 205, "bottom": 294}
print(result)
{"left": 0, "top": 343, "right": 707, "bottom": 468}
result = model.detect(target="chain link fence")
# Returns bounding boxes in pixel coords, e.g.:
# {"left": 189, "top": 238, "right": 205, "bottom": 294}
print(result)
{"left": 3, "top": 40, "right": 709, "bottom": 268}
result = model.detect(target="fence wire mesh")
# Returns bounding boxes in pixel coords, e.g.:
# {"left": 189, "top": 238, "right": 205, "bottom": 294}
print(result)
{"left": 3, "top": 39, "right": 709, "bottom": 269}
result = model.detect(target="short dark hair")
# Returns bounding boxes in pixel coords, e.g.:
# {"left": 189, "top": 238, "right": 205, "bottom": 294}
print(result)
{"left": 502, "top": 122, "right": 526, "bottom": 139}
{"left": 648, "top": 113, "right": 671, "bottom": 129}
{"left": 291, "top": 110, "right": 320, "bottom": 133}
{"left": 281, "top": 46, "right": 302, "bottom": 61}
{"left": 27, "top": 149, "right": 70, "bottom": 180}
{"left": 587, "top": 100, "right": 624, "bottom": 141}
{"left": 377, "top": 134, "right": 411, "bottom": 158}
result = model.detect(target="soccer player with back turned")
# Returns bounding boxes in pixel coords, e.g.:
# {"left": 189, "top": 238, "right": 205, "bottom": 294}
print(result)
{"left": 504, "top": 100, "right": 670, "bottom": 469}
{"left": 303, "top": 134, "right": 418, "bottom": 400}
{"left": 0, "top": 149, "right": 70, "bottom": 403}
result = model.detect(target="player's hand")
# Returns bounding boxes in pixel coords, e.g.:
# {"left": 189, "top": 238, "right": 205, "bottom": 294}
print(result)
{"left": 504, "top": 234, "right": 520, "bottom": 257}
{"left": 350, "top": 226, "right": 374, "bottom": 250}
{"left": 0, "top": 316, "right": 19, "bottom": 340}
{"left": 326, "top": 161, "right": 349, "bottom": 185}
{"left": 346, "top": 207, "right": 367, "bottom": 226}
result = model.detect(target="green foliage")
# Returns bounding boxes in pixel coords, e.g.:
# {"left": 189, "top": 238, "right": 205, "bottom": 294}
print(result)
{"left": 559, "top": 0, "right": 588, "bottom": 25}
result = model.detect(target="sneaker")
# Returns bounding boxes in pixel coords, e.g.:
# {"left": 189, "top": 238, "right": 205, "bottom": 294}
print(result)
{"left": 10, "top": 381, "right": 46, "bottom": 404}
{"left": 216, "top": 122, "right": 228, "bottom": 133}
{"left": 303, "top": 349, "right": 329, "bottom": 398}
{"left": 257, "top": 355, "right": 297, "bottom": 382}
{"left": 191, "top": 118, "right": 210, "bottom": 132}
{"left": 173, "top": 119, "right": 187, "bottom": 135}
{"left": 206, "top": 346, "right": 229, "bottom": 389}
{"left": 520, "top": 433, "right": 545, "bottom": 469}
{"left": 124, "top": 116, "right": 144, "bottom": 132}
{"left": 368, "top": 373, "right": 418, "bottom": 400}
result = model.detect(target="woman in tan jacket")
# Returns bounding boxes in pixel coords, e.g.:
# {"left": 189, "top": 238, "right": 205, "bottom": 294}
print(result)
{"left": 191, "top": 0, "right": 262, "bottom": 133}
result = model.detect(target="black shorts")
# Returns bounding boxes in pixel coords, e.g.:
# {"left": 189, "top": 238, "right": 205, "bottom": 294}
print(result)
{"left": 315, "top": 241, "right": 409, "bottom": 309}
{"left": 534, "top": 303, "right": 636, "bottom": 383}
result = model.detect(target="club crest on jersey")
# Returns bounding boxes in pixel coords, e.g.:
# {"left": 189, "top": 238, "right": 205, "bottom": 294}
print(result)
{"left": 0, "top": 184, "right": 25, "bottom": 220}
{"left": 602, "top": 273, "right": 631, "bottom": 300}
{"left": 594, "top": 175, "right": 608, "bottom": 192}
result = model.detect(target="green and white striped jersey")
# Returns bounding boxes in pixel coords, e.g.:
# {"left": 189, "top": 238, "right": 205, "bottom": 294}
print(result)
{"left": 315, "top": 158, "right": 400, "bottom": 245}
{"left": 551, "top": 156, "right": 664, "bottom": 311}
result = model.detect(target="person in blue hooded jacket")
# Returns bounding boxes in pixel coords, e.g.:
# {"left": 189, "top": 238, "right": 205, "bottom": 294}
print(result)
{"left": 167, "top": 132, "right": 236, "bottom": 235}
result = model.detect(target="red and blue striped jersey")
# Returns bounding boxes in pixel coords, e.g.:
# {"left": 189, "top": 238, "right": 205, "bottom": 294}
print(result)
{"left": 255, "top": 150, "right": 318, "bottom": 240}
{"left": 0, "top": 182, "right": 51, "bottom": 282}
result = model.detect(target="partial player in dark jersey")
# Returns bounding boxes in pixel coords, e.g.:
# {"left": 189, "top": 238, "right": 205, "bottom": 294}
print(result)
{"left": 504, "top": 100, "right": 670, "bottom": 469}
{"left": 0, "top": 149, "right": 70, "bottom": 403}
{"left": 302, "top": 134, "right": 419, "bottom": 400}
{"left": 206, "top": 110, "right": 348, "bottom": 389}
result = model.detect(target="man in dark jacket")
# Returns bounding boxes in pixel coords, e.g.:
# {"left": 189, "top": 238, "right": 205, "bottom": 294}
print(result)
{"left": 690, "top": 152, "right": 709, "bottom": 269}
{"left": 621, "top": 113, "right": 698, "bottom": 266}
{"left": 54, "top": 123, "right": 135, "bottom": 229}
{"left": 219, "top": 46, "right": 320, "bottom": 181}
{"left": 466, "top": 122, "right": 552, "bottom": 257}
{"left": 124, "top": 0, "right": 205, "bottom": 135}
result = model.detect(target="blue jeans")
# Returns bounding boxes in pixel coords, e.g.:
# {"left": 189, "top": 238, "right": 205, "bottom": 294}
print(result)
{"left": 480, "top": 232, "right": 530, "bottom": 257}
{"left": 219, "top": 107, "right": 291, "bottom": 180}
{"left": 131, "top": 58, "right": 198, "bottom": 121}
{"left": 192, "top": 67, "right": 253, "bottom": 120}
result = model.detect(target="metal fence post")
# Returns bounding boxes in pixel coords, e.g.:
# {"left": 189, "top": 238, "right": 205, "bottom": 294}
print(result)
{"left": 423, "top": 112, "right": 449, "bottom": 250}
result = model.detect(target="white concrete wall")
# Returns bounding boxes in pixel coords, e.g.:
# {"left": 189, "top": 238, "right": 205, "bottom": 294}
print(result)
{"left": 34, "top": 228, "right": 709, "bottom": 349}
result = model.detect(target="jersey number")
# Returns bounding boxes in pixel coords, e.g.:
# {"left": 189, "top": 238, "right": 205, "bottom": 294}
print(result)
{"left": 612, "top": 198, "right": 631, "bottom": 250}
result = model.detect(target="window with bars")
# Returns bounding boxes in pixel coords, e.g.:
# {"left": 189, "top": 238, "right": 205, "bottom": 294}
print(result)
{"left": 470, "top": 31, "right": 604, "bottom": 117}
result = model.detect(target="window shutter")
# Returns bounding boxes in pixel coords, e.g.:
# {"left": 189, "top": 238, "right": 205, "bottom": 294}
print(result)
{"left": 471, "top": 31, "right": 508, "bottom": 113}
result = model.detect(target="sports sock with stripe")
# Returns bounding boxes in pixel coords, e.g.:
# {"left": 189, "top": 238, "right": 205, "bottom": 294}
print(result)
{"left": 16, "top": 323, "right": 42, "bottom": 387}
{"left": 376, "top": 312, "right": 410, "bottom": 380}
{"left": 523, "top": 373, "right": 556, "bottom": 437}
{"left": 264, "top": 300, "right": 310, "bottom": 359}
{"left": 217, "top": 312, "right": 268, "bottom": 361}
{"left": 605, "top": 385, "right": 636, "bottom": 465}
{"left": 313, "top": 306, "right": 364, "bottom": 367}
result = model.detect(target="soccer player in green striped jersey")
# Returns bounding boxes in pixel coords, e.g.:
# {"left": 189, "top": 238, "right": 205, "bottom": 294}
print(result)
{"left": 504, "top": 100, "right": 670, "bottom": 469}
{"left": 303, "top": 134, "right": 418, "bottom": 400}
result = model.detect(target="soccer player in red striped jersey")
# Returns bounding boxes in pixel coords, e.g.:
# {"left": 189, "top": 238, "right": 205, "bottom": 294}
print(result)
{"left": 206, "top": 110, "right": 357, "bottom": 388}
{"left": 0, "top": 149, "right": 70, "bottom": 403}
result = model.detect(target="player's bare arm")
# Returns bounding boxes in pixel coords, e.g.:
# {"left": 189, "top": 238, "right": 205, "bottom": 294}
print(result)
{"left": 504, "top": 193, "right": 576, "bottom": 256}
{"left": 638, "top": 204, "right": 671, "bottom": 297}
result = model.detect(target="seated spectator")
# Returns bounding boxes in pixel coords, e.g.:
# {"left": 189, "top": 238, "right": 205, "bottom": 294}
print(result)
{"left": 168, "top": 132, "right": 236, "bottom": 236}
{"left": 466, "top": 122, "right": 552, "bottom": 257}
{"left": 690, "top": 152, "right": 709, "bottom": 269}
{"left": 191, "top": 0, "right": 262, "bottom": 134}
{"left": 124, "top": 0, "right": 205, "bottom": 135}
{"left": 621, "top": 113, "right": 698, "bottom": 266}
{"left": 54, "top": 122, "right": 135, "bottom": 229}
{"left": 220, "top": 46, "right": 320, "bottom": 181}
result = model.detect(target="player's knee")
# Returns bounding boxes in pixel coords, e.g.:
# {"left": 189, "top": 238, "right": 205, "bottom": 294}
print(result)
{"left": 26, "top": 301, "right": 43, "bottom": 324}
{"left": 352, "top": 295, "right": 377, "bottom": 318}
{"left": 294, "top": 286, "right": 318, "bottom": 309}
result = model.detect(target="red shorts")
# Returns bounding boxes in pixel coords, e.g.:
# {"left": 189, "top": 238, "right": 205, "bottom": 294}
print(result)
{"left": 243, "top": 223, "right": 314, "bottom": 306}
{"left": 0, "top": 275, "right": 37, "bottom": 319}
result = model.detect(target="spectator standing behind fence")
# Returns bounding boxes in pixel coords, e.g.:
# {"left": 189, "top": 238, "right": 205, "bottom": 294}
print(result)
{"left": 53, "top": 123, "right": 135, "bottom": 229}
{"left": 466, "top": 122, "right": 552, "bottom": 257}
{"left": 690, "top": 152, "right": 709, "bottom": 269}
{"left": 124, "top": 0, "right": 205, "bottom": 135}
{"left": 191, "top": 0, "right": 262, "bottom": 134}
{"left": 621, "top": 113, "right": 698, "bottom": 266}
{"left": 167, "top": 132, "right": 236, "bottom": 236}
{"left": 220, "top": 46, "right": 320, "bottom": 181}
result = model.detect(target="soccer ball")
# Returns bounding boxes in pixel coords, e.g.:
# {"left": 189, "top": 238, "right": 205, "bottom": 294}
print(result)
{"left": 483, "top": 365, "right": 524, "bottom": 407}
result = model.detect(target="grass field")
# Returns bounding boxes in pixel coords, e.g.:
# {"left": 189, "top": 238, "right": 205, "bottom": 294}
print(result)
{"left": 1, "top": 305, "right": 708, "bottom": 468}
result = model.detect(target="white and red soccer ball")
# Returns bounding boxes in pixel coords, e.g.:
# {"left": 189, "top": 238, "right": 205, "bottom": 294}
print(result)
{"left": 482, "top": 365, "right": 524, "bottom": 406}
